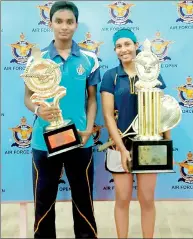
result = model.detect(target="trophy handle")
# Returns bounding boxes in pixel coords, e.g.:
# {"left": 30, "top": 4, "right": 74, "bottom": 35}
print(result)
{"left": 31, "top": 96, "right": 50, "bottom": 108}
{"left": 53, "top": 86, "right": 66, "bottom": 108}
{"left": 52, "top": 86, "right": 71, "bottom": 127}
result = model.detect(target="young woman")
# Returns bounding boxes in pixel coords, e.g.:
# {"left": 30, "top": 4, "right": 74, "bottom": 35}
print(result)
{"left": 100, "top": 29, "right": 170, "bottom": 238}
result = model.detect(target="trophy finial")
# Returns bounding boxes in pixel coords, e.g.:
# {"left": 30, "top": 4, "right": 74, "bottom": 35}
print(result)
{"left": 143, "top": 39, "right": 152, "bottom": 52}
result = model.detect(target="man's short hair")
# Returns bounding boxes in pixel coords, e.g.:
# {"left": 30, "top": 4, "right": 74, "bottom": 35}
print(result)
{"left": 50, "top": 1, "right": 79, "bottom": 22}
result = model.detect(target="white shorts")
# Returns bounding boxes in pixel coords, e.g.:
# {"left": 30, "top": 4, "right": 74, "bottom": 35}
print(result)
{"left": 105, "top": 148, "right": 125, "bottom": 173}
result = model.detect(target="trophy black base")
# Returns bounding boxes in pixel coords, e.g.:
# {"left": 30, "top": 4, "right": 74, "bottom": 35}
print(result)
{"left": 127, "top": 138, "right": 174, "bottom": 174}
{"left": 44, "top": 123, "right": 82, "bottom": 157}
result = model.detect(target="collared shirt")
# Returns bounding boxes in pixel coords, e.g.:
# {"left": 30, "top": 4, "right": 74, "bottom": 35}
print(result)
{"left": 100, "top": 64, "right": 166, "bottom": 133}
{"left": 31, "top": 40, "right": 101, "bottom": 151}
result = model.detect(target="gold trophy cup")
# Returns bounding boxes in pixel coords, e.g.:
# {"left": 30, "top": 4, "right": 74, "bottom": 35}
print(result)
{"left": 21, "top": 47, "right": 82, "bottom": 157}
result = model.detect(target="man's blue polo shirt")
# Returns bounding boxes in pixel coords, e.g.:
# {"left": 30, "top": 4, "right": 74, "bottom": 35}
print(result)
{"left": 31, "top": 40, "right": 101, "bottom": 151}
{"left": 100, "top": 64, "right": 166, "bottom": 134}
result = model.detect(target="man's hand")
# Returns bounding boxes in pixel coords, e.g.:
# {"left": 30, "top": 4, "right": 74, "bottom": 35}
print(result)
{"left": 37, "top": 104, "right": 61, "bottom": 122}
{"left": 120, "top": 149, "right": 132, "bottom": 173}
{"left": 77, "top": 130, "right": 92, "bottom": 146}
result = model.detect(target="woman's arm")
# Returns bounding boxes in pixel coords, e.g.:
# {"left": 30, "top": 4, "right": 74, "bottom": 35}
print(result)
{"left": 101, "top": 91, "right": 131, "bottom": 172}
{"left": 163, "top": 130, "right": 171, "bottom": 140}
{"left": 101, "top": 92, "right": 126, "bottom": 152}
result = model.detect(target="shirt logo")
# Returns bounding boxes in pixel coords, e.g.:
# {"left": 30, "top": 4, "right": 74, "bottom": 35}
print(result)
{"left": 76, "top": 64, "right": 85, "bottom": 75}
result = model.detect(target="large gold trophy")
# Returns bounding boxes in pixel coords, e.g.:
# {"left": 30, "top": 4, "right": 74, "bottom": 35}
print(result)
{"left": 21, "top": 47, "right": 82, "bottom": 157}
{"left": 99, "top": 39, "right": 182, "bottom": 173}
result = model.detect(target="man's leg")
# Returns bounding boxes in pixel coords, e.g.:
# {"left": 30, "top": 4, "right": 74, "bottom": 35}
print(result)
{"left": 32, "top": 149, "right": 63, "bottom": 238}
{"left": 64, "top": 147, "right": 97, "bottom": 238}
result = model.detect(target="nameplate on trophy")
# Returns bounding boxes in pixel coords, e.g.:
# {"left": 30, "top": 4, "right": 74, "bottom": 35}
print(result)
{"left": 44, "top": 123, "right": 82, "bottom": 157}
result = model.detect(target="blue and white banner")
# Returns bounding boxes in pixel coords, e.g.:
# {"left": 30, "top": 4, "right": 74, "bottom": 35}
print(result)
{"left": 1, "top": 1, "right": 193, "bottom": 202}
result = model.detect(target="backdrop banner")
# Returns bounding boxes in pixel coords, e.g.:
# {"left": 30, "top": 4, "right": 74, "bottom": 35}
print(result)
{"left": 1, "top": 1, "right": 193, "bottom": 202}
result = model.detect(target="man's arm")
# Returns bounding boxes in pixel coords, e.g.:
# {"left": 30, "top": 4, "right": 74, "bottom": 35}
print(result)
{"left": 86, "top": 85, "right": 97, "bottom": 133}
{"left": 77, "top": 85, "right": 97, "bottom": 145}
{"left": 77, "top": 52, "right": 101, "bottom": 145}
{"left": 24, "top": 85, "right": 60, "bottom": 121}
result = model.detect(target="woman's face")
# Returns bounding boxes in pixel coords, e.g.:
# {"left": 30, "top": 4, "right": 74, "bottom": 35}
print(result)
{"left": 115, "top": 38, "right": 138, "bottom": 64}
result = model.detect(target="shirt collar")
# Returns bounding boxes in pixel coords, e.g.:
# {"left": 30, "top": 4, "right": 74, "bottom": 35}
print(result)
{"left": 117, "top": 64, "right": 128, "bottom": 77}
{"left": 46, "top": 40, "right": 80, "bottom": 59}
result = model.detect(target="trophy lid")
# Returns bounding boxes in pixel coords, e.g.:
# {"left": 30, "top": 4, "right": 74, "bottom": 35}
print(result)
{"left": 134, "top": 39, "right": 161, "bottom": 88}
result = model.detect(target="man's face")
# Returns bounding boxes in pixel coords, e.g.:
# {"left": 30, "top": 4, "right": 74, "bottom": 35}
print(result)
{"left": 49, "top": 9, "right": 78, "bottom": 41}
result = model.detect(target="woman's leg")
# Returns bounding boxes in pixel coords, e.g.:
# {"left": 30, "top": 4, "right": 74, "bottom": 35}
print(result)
{"left": 113, "top": 173, "right": 133, "bottom": 238}
{"left": 137, "top": 174, "right": 157, "bottom": 239}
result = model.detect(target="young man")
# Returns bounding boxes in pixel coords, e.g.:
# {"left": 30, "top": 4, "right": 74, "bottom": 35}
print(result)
{"left": 24, "top": 1, "right": 100, "bottom": 238}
